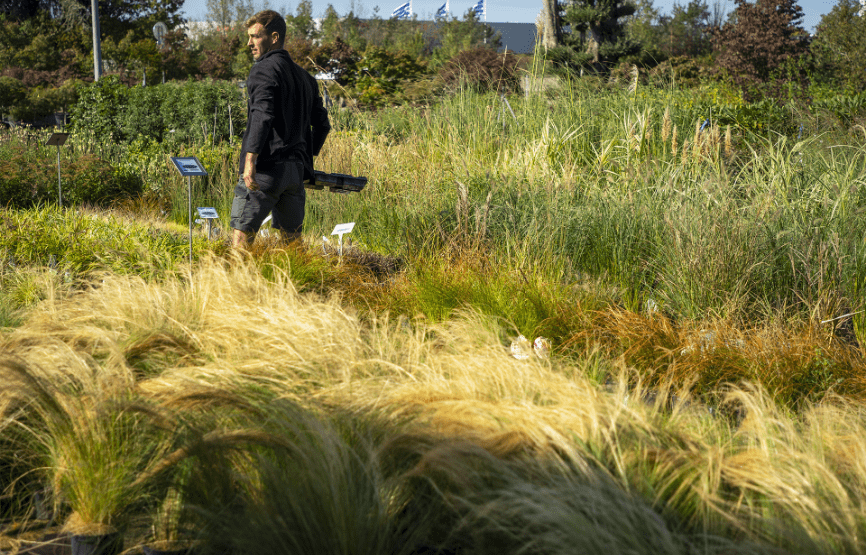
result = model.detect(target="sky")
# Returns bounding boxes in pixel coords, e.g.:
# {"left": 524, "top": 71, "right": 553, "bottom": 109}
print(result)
{"left": 179, "top": 0, "right": 842, "bottom": 33}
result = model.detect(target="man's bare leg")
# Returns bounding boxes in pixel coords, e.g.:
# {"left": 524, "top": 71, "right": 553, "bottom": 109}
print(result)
{"left": 232, "top": 228, "right": 255, "bottom": 248}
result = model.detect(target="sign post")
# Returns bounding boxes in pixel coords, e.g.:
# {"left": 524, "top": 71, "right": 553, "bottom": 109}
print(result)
{"left": 46, "top": 132, "right": 69, "bottom": 206}
{"left": 196, "top": 207, "right": 219, "bottom": 241}
{"left": 153, "top": 22, "right": 167, "bottom": 84}
{"left": 170, "top": 157, "right": 208, "bottom": 268}
{"left": 330, "top": 222, "right": 355, "bottom": 259}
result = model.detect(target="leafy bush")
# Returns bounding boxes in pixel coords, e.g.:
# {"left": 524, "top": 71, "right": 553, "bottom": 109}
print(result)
{"left": 352, "top": 47, "right": 427, "bottom": 107}
{"left": 0, "top": 147, "right": 141, "bottom": 208}
{"left": 714, "top": 98, "right": 798, "bottom": 135}
{"left": 438, "top": 47, "right": 519, "bottom": 93}
{"left": 68, "top": 76, "right": 129, "bottom": 142}
{"left": 810, "top": 91, "right": 866, "bottom": 127}
{"left": 647, "top": 56, "right": 716, "bottom": 88}
{"left": 0, "top": 146, "right": 54, "bottom": 207}
{"left": 70, "top": 77, "right": 245, "bottom": 145}
{"left": 0, "top": 76, "right": 26, "bottom": 119}
{"left": 62, "top": 155, "right": 143, "bottom": 206}
{"left": 310, "top": 38, "right": 359, "bottom": 87}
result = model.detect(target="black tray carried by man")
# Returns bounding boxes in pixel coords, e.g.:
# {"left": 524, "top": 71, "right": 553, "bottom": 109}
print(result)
{"left": 305, "top": 171, "right": 367, "bottom": 194}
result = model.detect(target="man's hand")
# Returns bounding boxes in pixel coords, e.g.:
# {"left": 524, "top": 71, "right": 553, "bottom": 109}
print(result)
{"left": 244, "top": 152, "right": 259, "bottom": 191}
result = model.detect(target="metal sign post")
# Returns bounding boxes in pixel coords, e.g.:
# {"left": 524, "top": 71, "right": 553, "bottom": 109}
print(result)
{"left": 153, "top": 22, "right": 167, "bottom": 84}
{"left": 170, "top": 157, "right": 208, "bottom": 268}
{"left": 330, "top": 222, "right": 355, "bottom": 259}
{"left": 46, "top": 132, "right": 69, "bottom": 206}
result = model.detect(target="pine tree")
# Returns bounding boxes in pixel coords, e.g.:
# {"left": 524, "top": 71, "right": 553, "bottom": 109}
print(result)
{"left": 558, "top": 0, "right": 641, "bottom": 70}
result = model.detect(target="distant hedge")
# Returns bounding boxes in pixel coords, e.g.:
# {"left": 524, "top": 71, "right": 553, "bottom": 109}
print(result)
{"left": 0, "top": 146, "right": 142, "bottom": 208}
{"left": 69, "top": 76, "right": 246, "bottom": 145}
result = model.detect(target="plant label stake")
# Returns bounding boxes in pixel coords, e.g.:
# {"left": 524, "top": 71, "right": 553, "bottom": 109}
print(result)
{"left": 196, "top": 207, "right": 219, "bottom": 240}
{"left": 46, "top": 132, "right": 69, "bottom": 206}
{"left": 330, "top": 222, "right": 355, "bottom": 259}
{"left": 170, "top": 157, "right": 208, "bottom": 268}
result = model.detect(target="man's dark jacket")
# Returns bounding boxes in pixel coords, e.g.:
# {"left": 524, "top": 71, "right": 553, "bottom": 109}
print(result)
{"left": 240, "top": 49, "right": 330, "bottom": 180}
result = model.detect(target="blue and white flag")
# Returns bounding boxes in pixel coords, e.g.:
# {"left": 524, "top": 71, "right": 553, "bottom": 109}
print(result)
{"left": 471, "top": 0, "right": 485, "bottom": 17}
{"left": 391, "top": 1, "right": 411, "bottom": 19}
{"left": 435, "top": 1, "right": 448, "bottom": 18}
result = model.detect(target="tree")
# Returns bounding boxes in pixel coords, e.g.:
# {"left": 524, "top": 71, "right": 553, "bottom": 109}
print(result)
{"left": 428, "top": 10, "right": 500, "bottom": 69}
{"left": 713, "top": 0, "right": 809, "bottom": 97}
{"left": 0, "top": 76, "right": 26, "bottom": 118}
{"left": 285, "top": 0, "right": 316, "bottom": 40}
{"left": 63, "top": 0, "right": 186, "bottom": 42}
{"left": 1, "top": 0, "right": 43, "bottom": 20}
{"left": 661, "top": 0, "right": 715, "bottom": 58}
{"left": 200, "top": 34, "right": 241, "bottom": 79}
{"left": 205, "top": 0, "right": 253, "bottom": 35}
{"left": 625, "top": 0, "right": 664, "bottom": 61}
{"left": 540, "top": 0, "right": 561, "bottom": 49}
{"left": 320, "top": 4, "right": 342, "bottom": 45}
{"left": 0, "top": 12, "right": 89, "bottom": 87}
{"left": 353, "top": 46, "right": 426, "bottom": 106}
{"left": 102, "top": 30, "right": 161, "bottom": 85}
{"left": 160, "top": 28, "right": 200, "bottom": 80}
{"left": 812, "top": 0, "right": 866, "bottom": 93}
{"left": 2, "top": 0, "right": 185, "bottom": 42}
{"left": 554, "top": 0, "right": 641, "bottom": 71}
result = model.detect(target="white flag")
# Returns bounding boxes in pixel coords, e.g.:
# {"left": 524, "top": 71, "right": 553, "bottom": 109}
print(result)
{"left": 391, "top": 1, "right": 411, "bottom": 19}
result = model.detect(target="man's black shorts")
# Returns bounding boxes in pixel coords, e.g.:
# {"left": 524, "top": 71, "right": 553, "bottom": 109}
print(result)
{"left": 230, "top": 160, "right": 306, "bottom": 234}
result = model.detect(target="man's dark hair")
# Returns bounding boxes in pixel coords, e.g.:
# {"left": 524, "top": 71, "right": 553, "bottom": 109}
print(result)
{"left": 246, "top": 10, "right": 286, "bottom": 46}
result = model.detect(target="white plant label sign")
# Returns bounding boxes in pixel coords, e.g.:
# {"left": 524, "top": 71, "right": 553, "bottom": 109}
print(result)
{"left": 197, "top": 207, "right": 219, "bottom": 219}
{"left": 331, "top": 222, "right": 355, "bottom": 235}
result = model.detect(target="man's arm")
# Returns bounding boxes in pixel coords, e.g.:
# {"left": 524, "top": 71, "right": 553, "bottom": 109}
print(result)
{"left": 243, "top": 152, "right": 259, "bottom": 190}
{"left": 244, "top": 64, "right": 277, "bottom": 188}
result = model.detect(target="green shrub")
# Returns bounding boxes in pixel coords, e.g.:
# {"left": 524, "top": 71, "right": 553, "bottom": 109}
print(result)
{"left": 62, "top": 155, "right": 143, "bottom": 207}
{"left": 715, "top": 98, "right": 798, "bottom": 135}
{"left": 0, "top": 146, "right": 54, "bottom": 207}
{"left": 70, "top": 77, "right": 245, "bottom": 145}
{"left": 0, "top": 147, "right": 141, "bottom": 208}
{"left": 0, "top": 76, "right": 26, "bottom": 119}
{"left": 438, "top": 47, "right": 520, "bottom": 93}
{"left": 351, "top": 47, "right": 428, "bottom": 107}
{"left": 810, "top": 91, "right": 866, "bottom": 127}
{"left": 68, "top": 75, "right": 129, "bottom": 143}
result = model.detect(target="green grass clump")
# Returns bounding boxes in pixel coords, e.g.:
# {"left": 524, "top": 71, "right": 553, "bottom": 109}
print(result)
{"left": 0, "top": 205, "right": 228, "bottom": 280}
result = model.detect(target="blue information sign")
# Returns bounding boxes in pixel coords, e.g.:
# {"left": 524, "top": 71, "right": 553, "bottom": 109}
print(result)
{"left": 170, "top": 156, "right": 208, "bottom": 176}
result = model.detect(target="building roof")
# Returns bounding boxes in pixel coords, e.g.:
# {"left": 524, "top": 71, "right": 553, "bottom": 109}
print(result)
{"left": 487, "top": 22, "right": 537, "bottom": 54}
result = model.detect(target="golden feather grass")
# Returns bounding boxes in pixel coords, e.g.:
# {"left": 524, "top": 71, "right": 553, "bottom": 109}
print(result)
{"left": 3, "top": 257, "right": 866, "bottom": 552}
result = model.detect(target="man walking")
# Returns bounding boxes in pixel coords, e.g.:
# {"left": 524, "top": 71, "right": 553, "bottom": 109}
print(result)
{"left": 231, "top": 10, "right": 331, "bottom": 248}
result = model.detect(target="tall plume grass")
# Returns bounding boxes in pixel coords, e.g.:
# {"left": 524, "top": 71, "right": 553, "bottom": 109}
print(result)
{"left": 6, "top": 85, "right": 865, "bottom": 333}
